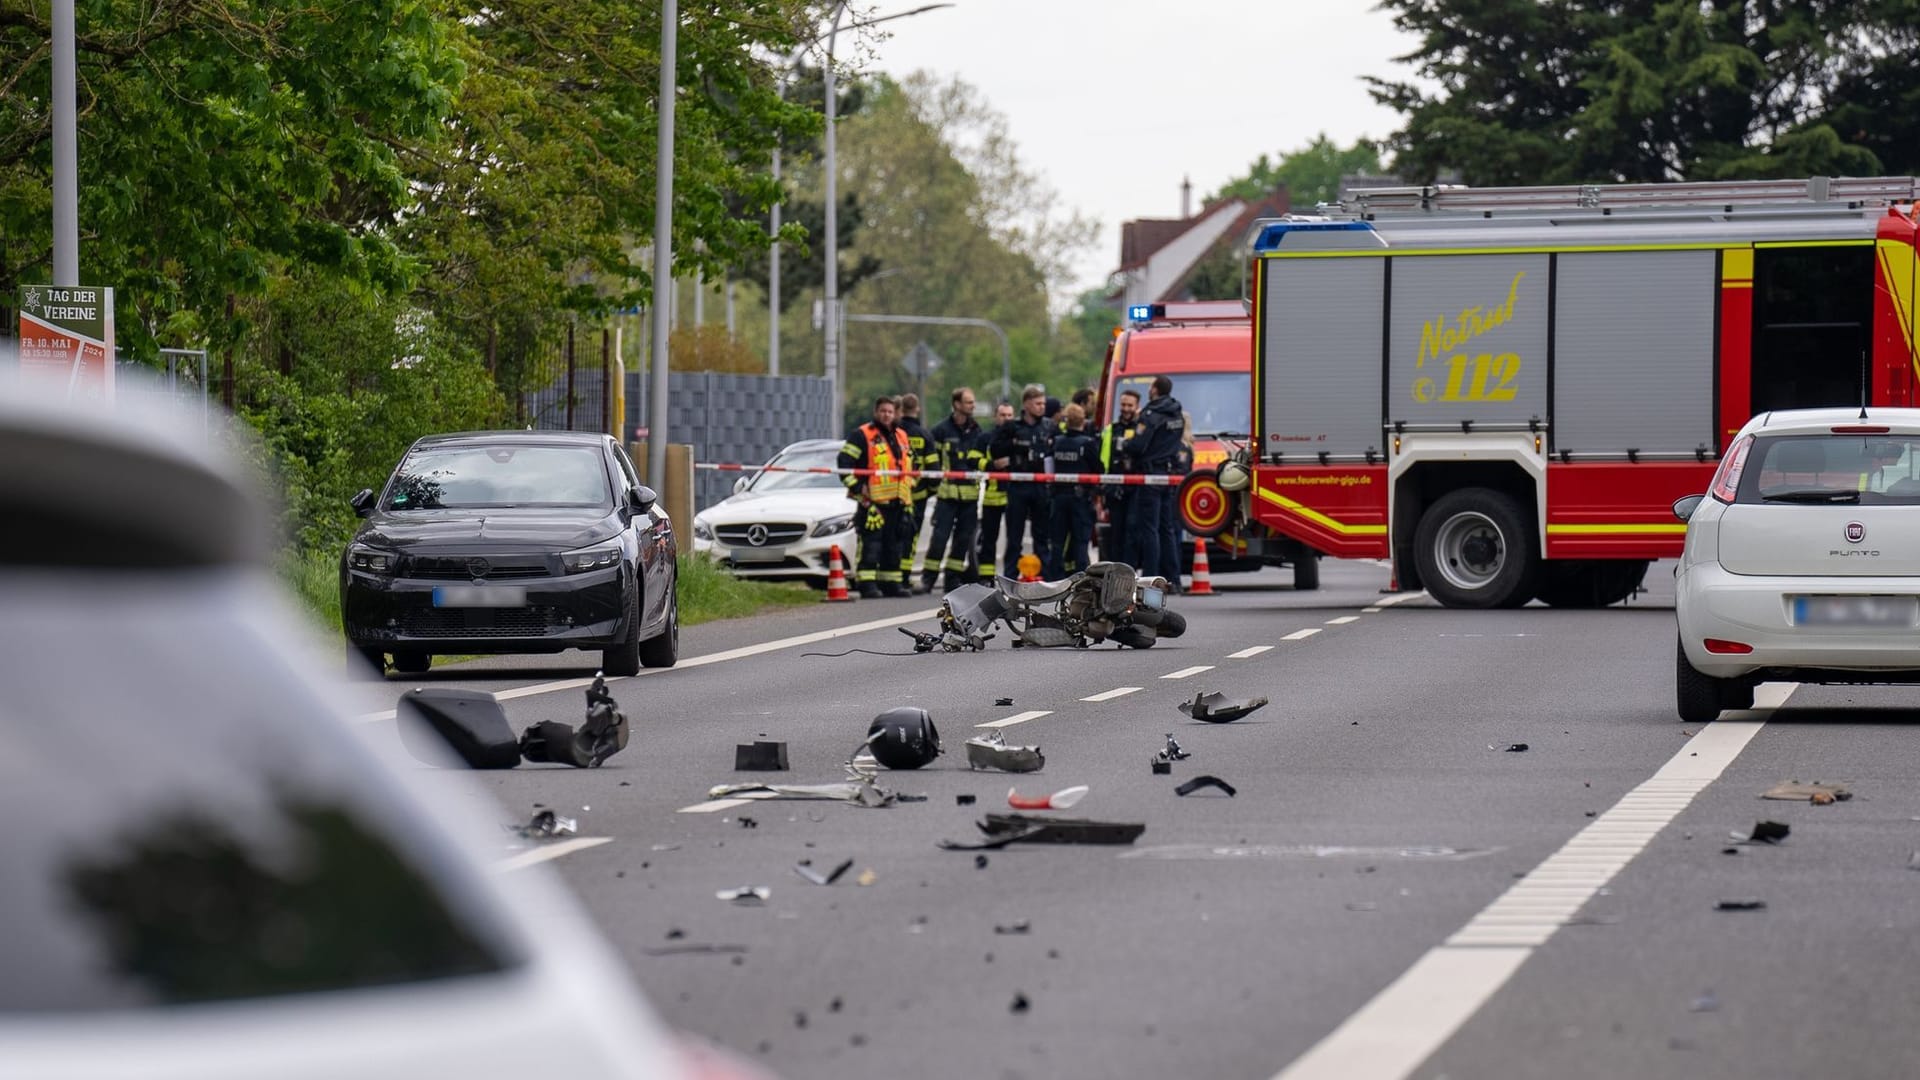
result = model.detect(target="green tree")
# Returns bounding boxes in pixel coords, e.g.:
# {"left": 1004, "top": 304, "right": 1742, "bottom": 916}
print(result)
{"left": 1369, "top": 0, "right": 1900, "bottom": 184}
{"left": 1210, "top": 134, "right": 1383, "bottom": 208}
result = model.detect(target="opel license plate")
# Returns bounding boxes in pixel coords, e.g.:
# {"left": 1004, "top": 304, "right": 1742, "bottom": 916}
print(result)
{"left": 433, "top": 585, "right": 528, "bottom": 608}
{"left": 1792, "top": 595, "right": 1917, "bottom": 627}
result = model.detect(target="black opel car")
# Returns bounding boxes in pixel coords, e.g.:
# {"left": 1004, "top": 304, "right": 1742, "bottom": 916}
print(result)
{"left": 341, "top": 431, "right": 678, "bottom": 676}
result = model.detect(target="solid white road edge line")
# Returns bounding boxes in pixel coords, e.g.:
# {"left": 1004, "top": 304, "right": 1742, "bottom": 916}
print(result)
{"left": 1160, "top": 665, "right": 1215, "bottom": 680}
{"left": 1271, "top": 683, "right": 1791, "bottom": 1080}
{"left": 495, "top": 836, "right": 611, "bottom": 871}
{"left": 355, "top": 607, "right": 940, "bottom": 723}
{"left": 976, "top": 710, "right": 1053, "bottom": 729}
{"left": 1228, "top": 645, "right": 1274, "bottom": 659}
{"left": 1282, "top": 628, "right": 1322, "bottom": 641}
{"left": 1082, "top": 687, "right": 1144, "bottom": 702}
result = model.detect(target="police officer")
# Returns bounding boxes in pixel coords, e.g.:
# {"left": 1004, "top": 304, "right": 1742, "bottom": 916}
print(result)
{"left": 922, "top": 387, "right": 986, "bottom": 593}
{"left": 1121, "top": 376, "right": 1185, "bottom": 584}
{"left": 1048, "top": 404, "right": 1100, "bottom": 576}
{"left": 1158, "top": 409, "right": 1195, "bottom": 586}
{"left": 991, "top": 385, "right": 1054, "bottom": 579}
{"left": 1100, "top": 388, "right": 1144, "bottom": 566}
{"left": 837, "top": 396, "right": 914, "bottom": 598}
{"left": 895, "top": 392, "right": 936, "bottom": 592}
{"left": 974, "top": 400, "right": 1015, "bottom": 583}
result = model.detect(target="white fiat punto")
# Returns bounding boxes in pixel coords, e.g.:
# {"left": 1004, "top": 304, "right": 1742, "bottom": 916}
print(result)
{"left": 1673, "top": 406, "right": 1920, "bottom": 723}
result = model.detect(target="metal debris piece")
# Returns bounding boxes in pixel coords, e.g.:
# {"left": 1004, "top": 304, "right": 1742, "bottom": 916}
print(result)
{"left": 1714, "top": 898, "right": 1766, "bottom": 911}
{"left": 1761, "top": 780, "right": 1851, "bottom": 803}
{"left": 735, "top": 741, "right": 790, "bottom": 771}
{"left": 1174, "top": 775, "right": 1237, "bottom": 798}
{"left": 518, "top": 673, "right": 631, "bottom": 768}
{"left": 1747, "top": 820, "right": 1791, "bottom": 844}
{"left": 993, "top": 920, "right": 1031, "bottom": 935}
{"left": 717, "top": 886, "right": 770, "bottom": 905}
{"left": 938, "top": 814, "right": 1146, "bottom": 850}
{"left": 966, "top": 731, "right": 1046, "bottom": 773}
{"left": 794, "top": 858, "right": 855, "bottom": 886}
{"left": 1163, "top": 734, "right": 1190, "bottom": 760}
{"left": 516, "top": 808, "right": 578, "bottom": 839}
{"left": 1178, "top": 691, "right": 1270, "bottom": 723}
{"left": 643, "top": 943, "right": 749, "bottom": 956}
{"left": 995, "top": 697, "right": 1014, "bottom": 706}
{"left": 707, "top": 779, "right": 899, "bottom": 808}
{"left": 1007, "top": 784, "right": 1089, "bottom": 810}
{"left": 957, "top": 794, "right": 977, "bottom": 806}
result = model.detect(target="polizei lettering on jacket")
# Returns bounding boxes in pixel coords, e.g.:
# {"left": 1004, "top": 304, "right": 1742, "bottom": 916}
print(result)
{"left": 1412, "top": 270, "right": 1526, "bottom": 405}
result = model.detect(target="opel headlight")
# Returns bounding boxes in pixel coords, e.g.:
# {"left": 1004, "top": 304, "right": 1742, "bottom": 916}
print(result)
{"left": 347, "top": 543, "right": 396, "bottom": 576}
{"left": 812, "top": 513, "right": 854, "bottom": 537}
{"left": 561, "top": 545, "right": 621, "bottom": 573}
{"left": 693, "top": 518, "right": 714, "bottom": 541}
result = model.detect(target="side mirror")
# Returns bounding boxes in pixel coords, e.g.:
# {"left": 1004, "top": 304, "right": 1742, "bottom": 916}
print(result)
{"left": 733, "top": 475, "right": 751, "bottom": 495}
{"left": 1672, "top": 494, "right": 1705, "bottom": 522}
{"left": 629, "top": 485, "right": 658, "bottom": 513}
{"left": 350, "top": 488, "right": 376, "bottom": 517}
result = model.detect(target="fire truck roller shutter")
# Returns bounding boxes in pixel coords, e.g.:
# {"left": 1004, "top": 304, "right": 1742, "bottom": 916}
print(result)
{"left": 1259, "top": 258, "right": 1385, "bottom": 459}
{"left": 1553, "top": 250, "right": 1717, "bottom": 454}
{"left": 1387, "top": 254, "right": 1550, "bottom": 430}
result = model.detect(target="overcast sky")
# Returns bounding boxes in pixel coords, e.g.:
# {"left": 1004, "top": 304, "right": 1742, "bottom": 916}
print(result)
{"left": 862, "top": 0, "right": 1423, "bottom": 300}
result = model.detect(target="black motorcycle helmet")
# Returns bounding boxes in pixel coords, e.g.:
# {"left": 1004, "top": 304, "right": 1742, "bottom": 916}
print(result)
{"left": 865, "top": 706, "right": 943, "bottom": 769}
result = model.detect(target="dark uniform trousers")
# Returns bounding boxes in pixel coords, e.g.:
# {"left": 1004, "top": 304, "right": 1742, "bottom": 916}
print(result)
{"left": 925, "top": 498, "right": 977, "bottom": 589}
{"left": 856, "top": 500, "right": 907, "bottom": 587}
{"left": 1002, "top": 485, "right": 1052, "bottom": 579}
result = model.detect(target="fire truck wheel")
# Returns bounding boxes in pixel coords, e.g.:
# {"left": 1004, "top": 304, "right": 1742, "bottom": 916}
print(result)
{"left": 1413, "top": 488, "right": 1539, "bottom": 609}
{"left": 1535, "top": 559, "right": 1650, "bottom": 608}
{"left": 1292, "top": 553, "right": 1320, "bottom": 591}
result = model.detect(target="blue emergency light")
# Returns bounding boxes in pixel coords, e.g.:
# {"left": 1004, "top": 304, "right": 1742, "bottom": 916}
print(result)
{"left": 1127, "top": 303, "right": 1161, "bottom": 323}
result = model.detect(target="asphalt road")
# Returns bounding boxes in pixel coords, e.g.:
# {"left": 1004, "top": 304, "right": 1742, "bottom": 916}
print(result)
{"left": 347, "top": 559, "right": 1920, "bottom": 1080}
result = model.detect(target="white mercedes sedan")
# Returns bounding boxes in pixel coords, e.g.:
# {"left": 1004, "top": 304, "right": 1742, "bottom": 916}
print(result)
{"left": 691, "top": 439, "right": 856, "bottom": 584}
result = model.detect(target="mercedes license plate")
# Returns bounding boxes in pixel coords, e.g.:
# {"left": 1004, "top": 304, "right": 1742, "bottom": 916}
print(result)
{"left": 432, "top": 585, "right": 528, "bottom": 608}
{"left": 729, "top": 547, "right": 787, "bottom": 564}
{"left": 1792, "top": 595, "right": 1917, "bottom": 627}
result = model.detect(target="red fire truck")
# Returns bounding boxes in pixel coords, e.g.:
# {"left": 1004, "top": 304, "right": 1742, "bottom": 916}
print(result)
{"left": 1232, "top": 176, "right": 1919, "bottom": 608}
{"left": 1097, "top": 300, "right": 1322, "bottom": 588}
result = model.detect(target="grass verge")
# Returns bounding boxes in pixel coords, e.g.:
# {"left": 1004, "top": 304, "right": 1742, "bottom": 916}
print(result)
{"left": 282, "top": 547, "right": 816, "bottom": 635}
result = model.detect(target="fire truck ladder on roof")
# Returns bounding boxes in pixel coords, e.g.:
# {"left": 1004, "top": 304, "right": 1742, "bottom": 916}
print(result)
{"left": 1340, "top": 175, "right": 1920, "bottom": 217}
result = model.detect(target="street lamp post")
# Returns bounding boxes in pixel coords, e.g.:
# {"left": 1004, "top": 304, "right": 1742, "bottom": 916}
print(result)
{"left": 51, "top": 0, "right": 77, "bottom": 285}
{"left": 648, "top": 0, "right": 675, "bottom": 487}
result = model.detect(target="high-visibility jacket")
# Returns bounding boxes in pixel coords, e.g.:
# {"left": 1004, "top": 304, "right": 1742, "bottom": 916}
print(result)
{"left": 931, "top": 415, "right": 987, "bottom": 500}
{"left": 838, "top": 421, "right": 913, "bottom": 503}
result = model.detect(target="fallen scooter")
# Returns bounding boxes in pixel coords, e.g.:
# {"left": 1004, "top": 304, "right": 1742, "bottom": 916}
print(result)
{"left": 919, "top": 561, "right": 1186, "bottom": 650}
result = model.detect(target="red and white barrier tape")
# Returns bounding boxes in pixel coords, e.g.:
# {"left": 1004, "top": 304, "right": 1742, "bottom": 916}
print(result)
{"left": 694, "top": 462, "right": 1184, "bottom": 486}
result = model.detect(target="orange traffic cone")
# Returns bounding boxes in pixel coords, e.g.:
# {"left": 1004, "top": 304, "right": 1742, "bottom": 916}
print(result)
{"left": 1017, "top": 553, "right": 1043, "bottom": 582}
{"left": 1187, "top": 537, "right": 1215, "bottom": 596}
{"left": 824, "top": 544, "right": 855, "bottom": 602}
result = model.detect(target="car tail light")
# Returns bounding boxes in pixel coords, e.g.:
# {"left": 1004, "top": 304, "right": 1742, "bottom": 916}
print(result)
{"left": 1703, "top": 638, "right": 1754, "bottom": 655}
{"left": 1709, "top": 435, "right": 1753, "bottom": 503}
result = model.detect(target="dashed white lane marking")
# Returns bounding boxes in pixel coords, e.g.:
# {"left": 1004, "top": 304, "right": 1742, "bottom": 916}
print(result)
{"left": 1373, "top": 590, "right": 1427, "bottom": 607}
{"left": 1282, "top": 628, "right": 1322, "bottom": 641}
{"left": 1362, "top": 607, "right": 1383, "bottom": 614}
{"left": 1271, "top": 684, "right": 1789, "bottom": 1080}
{"left": 356, "top": 607, "right": 939, "bottom": 722}
{"left": 678, "top": 791, "right": 781, "bottom": 814}
{"left": 1327, "top": 615, "right": 1361, "bottom": 625}
{"left": 1161, "top": 665, "right": 1215, "bottom": 680}
{"left": 1228, "top": 645, "right": 1274, "bottom": 659}
{"left": 976, "top": 710, "right": 1053, "bottom": 729}
{"left": 1082, "top": 686, "right": 1144, "bottom": 702}
{"left": 496, "top": 836, "right": 611, "bottom": 870}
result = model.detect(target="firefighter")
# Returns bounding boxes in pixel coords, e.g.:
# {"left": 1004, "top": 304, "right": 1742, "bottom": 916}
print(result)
{"left": 837, "top": 396, "right": 914, "bottom": 598}
{"left": 1048, "top": 403, "right": 1100, "bottom": 577}
{"left": 973, "top": 400, "right": 1015, "bottom": 583}
{"left": 991, "top": 385, "right": 1055, "bottom": 580}
{"left": 1100, "top": 389, "right": 1144, "bottom": 566}
{"left": 922, "top": 387, "right": 986, "bottom": 593}
{"left": 895, "top": 392, "right": 936, "bottom": 592}
{"left": 1121, "top": 375, "right": 1185, "bottom": 586}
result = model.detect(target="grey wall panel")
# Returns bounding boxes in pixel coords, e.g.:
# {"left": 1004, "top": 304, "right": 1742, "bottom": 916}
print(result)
{"left": 1553, "top": 251, "right": 1716, "bottom": 453}
{"left": 1387, "top": 254, "right": 1550, "bottom": 427}
{"left": 1260, "top": 258, "right": 1385, "bottom": 459}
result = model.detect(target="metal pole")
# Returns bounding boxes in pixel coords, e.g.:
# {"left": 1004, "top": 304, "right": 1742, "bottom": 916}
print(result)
{"left": 648, "top": 0, "right": 675, "bottom": 485}
{"left": 822, "top": 1, "right": 846, "bottom": 431}
{"left": 51, "top": 0, "right": 78, "bottom": 285}
{"left": 842, "top": 312, "right": 1010, "bottom": 402}
{"left": 769, "top": 142, "right": 782, "bottom": 374}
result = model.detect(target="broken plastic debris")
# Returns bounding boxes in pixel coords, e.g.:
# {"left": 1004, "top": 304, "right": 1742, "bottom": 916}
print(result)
{"left": 1010, "top": 992, "right": 1031, "bottom": 1014}
{"left": 397, "top": 687, "right": 521, "bottom": 769}
{"left": 1173, "top": 775, "right": 1237, "bottom": 798}
{"left": 995, "top": 697, "right": 1015, "bottom": 706}
{"left": 1714, "top": 898, "right": 1766, "bottom": 911}
{"left": 515, "top": 808, "right": 578, "bottom": 839}
{"left": 1761, "top": 780, "right": 1851, "bottom": 803}
{"left": 1689, "top": 989, "right": 1721, "bottom": 1013}
{"left": 735, "top": 741, "right": 790, "bottom": 771}
{"left": 1746, "top": 820, "right": 1791, "bottom": 844}
{"left": 794, "top": 858, "right": 855, "bottom": 886}
{"left": 1178, "top": 691, "right": 1269, "bottom": 724}
{"left": 737, "top": 816, "right": 759, "bottom": 829}
{"left": 1502, "top": 743, "right": 1530, "bottom": 753}
{"left": 1150, "top": 758, "right": 1172, "bottom": 775}
{"left": 1163, "top": 734, "right": 1190, "bottom": 760}
{"left": 966, "top": 731, "right": 1046, "bottom": 773}
{"left": 707, "top": 779, "right": 899, "bottom": 808}
{"left": 643, "top": 943, "right": 749, "bottom": 956}
{"left": 993, "top": 919, "right": 1031, "bottom": 935}
{"left": 717, "top": 886, "right": 771, "bottom": 905}
{"left": 974, "top": 854, "right": 989, "bottom": 869}
{"left": 938, "top": 814, "right": 1146, "bottom": 850}
{"left": 956, "top": 794, "right": 977, "bottom": 806}
{"left": 1007, "top": 784, "right": 1088, "bottom": 811}
{"left": 517, "top": 673, "right": 631, "bottom": 768}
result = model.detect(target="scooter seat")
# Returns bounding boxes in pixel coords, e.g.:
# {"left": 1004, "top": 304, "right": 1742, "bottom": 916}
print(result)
{"left": 997, "top": 575, "right": 1079, "bottom": 602}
